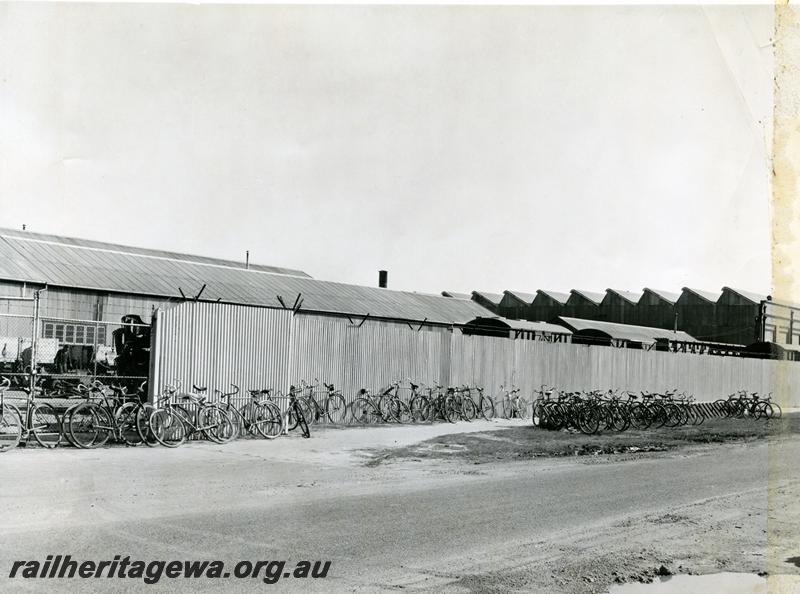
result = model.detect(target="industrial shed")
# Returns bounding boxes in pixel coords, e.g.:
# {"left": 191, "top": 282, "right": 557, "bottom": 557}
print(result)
{"left": 498, "top": 290, "right": 537, "bottom": 320}
{"left": 556, "top": 317, "right": 695, "bottom": 349}
{"left": 462, "top": 316, "right": 572, "bottom": 341}
{"left": 0, "top": 227, "right": 493, "bottom": 384}
{"left": 563, "top": 290, "right": 605, "bottom": 320}
{"left": 715, "top": 287, "right": 766, "bottom": 346}
{"left": 599, "top": 290, "right": 642, "bottom": 325}
{"left": 637, "top": 288, "right": 680, "bottom": 330}
{"left": 0, "top": 227, "right": 492, "bottom": 325}
{"left": 470, "top": 291, "right": 504, "bottom": 315}
{"left": 528, "top": 290, "right": 570, "bottom": 323}
{"left": 675, "top": 288, "right": 721, "bottom": 342}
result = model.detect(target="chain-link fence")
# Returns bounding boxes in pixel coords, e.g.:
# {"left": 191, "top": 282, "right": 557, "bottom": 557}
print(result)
{"left": 35, "top": 315, "right": 150, "bottom": 395}
{"left": 0, "top": 297, "right": 36, "bottom": 397}
{"left": 0, "top": 293, "right": 150, "bottom": 398}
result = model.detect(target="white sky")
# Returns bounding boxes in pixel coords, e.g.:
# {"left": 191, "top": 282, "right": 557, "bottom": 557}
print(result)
{"left": 0, "top": 4, "right": 774, "bottom": 296}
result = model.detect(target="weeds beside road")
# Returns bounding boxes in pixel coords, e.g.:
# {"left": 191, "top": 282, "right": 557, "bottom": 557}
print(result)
{"left": 367, "top": 413, "right": 800, "bottom": 466}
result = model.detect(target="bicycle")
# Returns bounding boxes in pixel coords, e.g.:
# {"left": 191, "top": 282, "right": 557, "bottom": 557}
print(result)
{"left": 295, "top": 379, "right": 348, "bottom": 425}
{"left": 0, "top": 377, "right": 22, "bottom": 451}
{"left": 148, "top": 383, "right": 236, "bottom": 448}
{"left": 0, "top": 377, "right": 64, "bottom": 450}
{"left": 350, "top": 387, "right": 388, "bottom": 424}
{"left": 66, "top": 381, "right": 151, "bottom": 448}
{"left": 499, "top": 385, "right": 529, "bottom": 419}
{"left": 262, "top": 387, "right": 310, "bottom": 439}
{"left": 213, "top": 384, "right": 276, "bottom": 439}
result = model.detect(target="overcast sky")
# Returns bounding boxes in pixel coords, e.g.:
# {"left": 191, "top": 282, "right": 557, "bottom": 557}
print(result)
{"left": 0, "top": 4, "right": 774, "bottom": 296}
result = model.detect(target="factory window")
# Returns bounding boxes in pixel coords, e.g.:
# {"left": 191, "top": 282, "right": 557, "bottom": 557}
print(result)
{"left": 42, "top": 322, "right": 107, "bottom": 346}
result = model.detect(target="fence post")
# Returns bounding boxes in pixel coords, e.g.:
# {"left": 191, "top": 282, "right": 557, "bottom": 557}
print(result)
{"left": 147, "top": 309, "right": 162, "bottom": 404}
{"left": 29, "top": 289, "right": 41, "bottom": 399}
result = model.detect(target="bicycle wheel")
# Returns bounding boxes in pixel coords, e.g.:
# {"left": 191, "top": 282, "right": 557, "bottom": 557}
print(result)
{"left": 247, "top": 403, "right": 276, "bottom": 439}
{"left": 0, "top": 405, "right": 22, "bottom": 452}
{"left": 394, "top": 399, "right": 413, "bottom": 424}
{"left": 350, "top": 398, "right": 371, "bottom": 424}
{"left": 325, "top": 393, "right": 348, "bottom": 424}
{"left": 150, "top": 409, "right": 186, "bottom": 447}
{"left": 261, "top": 402, "right": 283, "bottom": 438}
{"left": 607, "top": 406, "right": 628, "bottom": 432}
{"left": 577, "top": 406, "right": 601, "bottom": 435}
{"left": 461, "top": 398, "right": 477, "bottom": 422}
{"left": 479, "top": 396, "right": 495, "bottom": 420}
{"left": 444, "top": 396, "right": 460, "bottom": 423}
{"left": 628, "top": 403, "right": 649, "bottom": 429}
{"left": 115, "top": 402, "right": 144, "bottom": 446}
{"left": 218, "top": 404, "right": 243, "bottom": 440}
{"left": 199, "top": 406, "right": 236, "bottom": 443}
{"left": 383, "top": 399, "right": 403, "bottom": 423}
{"left": 650, "top": 404, "right": 668, "bottom": 429}
{"left": 237, "top": 402, "right": 263, "bottom": 437}
{"left": 409, "top": 395, "right": 430, "bottom": 422}
{"left": 293, "top": 402, "right": 310, "bottom": 438}
{"left": 771, "top": 402, "right": 782, "bottom": 419}
{"left": 30, "top": 402, "right": 63, "bottom": 448}
{"left": 298, "top": 398, "right": 317, "bottom": 425}
{"left": 136, "top": 403, "right": 159, "bottom": 446}
{"left": 68, "top": 403, "right": 111, "bottom": 449}
{"left": 516, "top": 398, "right": 530, "bottom": 420}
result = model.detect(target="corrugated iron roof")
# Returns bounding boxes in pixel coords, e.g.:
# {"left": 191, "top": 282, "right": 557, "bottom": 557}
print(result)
{"left": 499, "top": 318, "right": 572, "bottom": 335}
{"left": 504, "top": 290, "right": 538, "bottom": 304}
{"left": 0, "top": 227, "right": 310, "bottom": 278}
{"left": 557, "top": 317, "right": 696, "bottom": 343}
{"left": 642, "top": 288, "right": 681, "bottom": 304}
{"left": 606, "top": 289, "right": 643, "bottom": 305}
{"left": 681, "top": 287, "right": 722, "bottom": 303}
{"left": 465, "top": 316, "right": 572, "bottom": 335}
{"left": 0, "top": 228, "right": 491, "bottom": 324}
{"left": 536, "top": 290, "right": 570, "bottom": 304}
{"left": 721, "top": 287, "right": 768, "bottom": 304}
{"left": 471, "top": 291, "right": 504, "bottom": 306}
{"left": 568, "top": 289, "right": 605, "bottom": 305}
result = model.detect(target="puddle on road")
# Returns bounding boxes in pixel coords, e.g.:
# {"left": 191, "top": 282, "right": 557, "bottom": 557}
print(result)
{"left": 607, "top": 573, "right": 766, "bottom": 594}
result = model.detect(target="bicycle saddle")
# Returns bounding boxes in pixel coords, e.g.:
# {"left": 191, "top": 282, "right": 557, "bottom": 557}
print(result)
{"left": 192, "top": 384, "right": 207, "bottom": 393}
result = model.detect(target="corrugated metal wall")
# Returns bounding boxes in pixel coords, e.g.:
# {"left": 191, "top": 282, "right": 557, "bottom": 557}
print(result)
{"left": 290, "top": 315, "right": 450, "bottom": 404}
{"left": 152, "top": 302, "right": 292, "bottom": 401}
{"left": 151, "top": 302, "right": 800, "bottom": 408}
{"left": 450, "top": 334, "right": 799, "bottom": 402}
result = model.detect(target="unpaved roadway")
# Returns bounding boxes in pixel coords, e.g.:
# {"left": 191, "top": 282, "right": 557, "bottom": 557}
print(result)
{"left": 1, "top": 420, "right": 799, "bottom": 593}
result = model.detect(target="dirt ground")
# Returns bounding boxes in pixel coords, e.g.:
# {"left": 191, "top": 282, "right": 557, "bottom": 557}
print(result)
{"left": 362, "top": 416, "right": 800, "bottom": 593}
{"left": 3, "top": 417, "right": 800, "bottom": 593}
{"left": 367, "top": 414, "right": 800, "bottom": 466}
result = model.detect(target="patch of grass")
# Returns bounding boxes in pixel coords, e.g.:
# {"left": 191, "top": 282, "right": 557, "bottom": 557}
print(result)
{"left": 367, "top": 413, "right": 800, "bottom": 466}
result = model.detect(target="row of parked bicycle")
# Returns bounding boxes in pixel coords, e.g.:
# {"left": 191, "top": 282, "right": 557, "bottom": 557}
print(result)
{"left": 531, "top": 387, "right": 782, "bottom": 435}
{"left": 0, "top": 375, "right": 784, "bottom": 450}
{"left": 0, "top": 377, "right": 533, "bottom": 451}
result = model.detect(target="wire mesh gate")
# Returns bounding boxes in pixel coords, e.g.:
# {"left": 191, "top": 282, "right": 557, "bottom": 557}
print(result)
{"left": 0, "top": 291, "right": 151, "bottom": 399}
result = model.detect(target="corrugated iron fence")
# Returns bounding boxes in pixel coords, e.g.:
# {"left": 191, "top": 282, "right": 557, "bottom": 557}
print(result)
{"left": 151, "top": 303, "right": 292, "bottom": 402}
{"left": 150, "top": 302, "right": 800, "bottom": 406}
